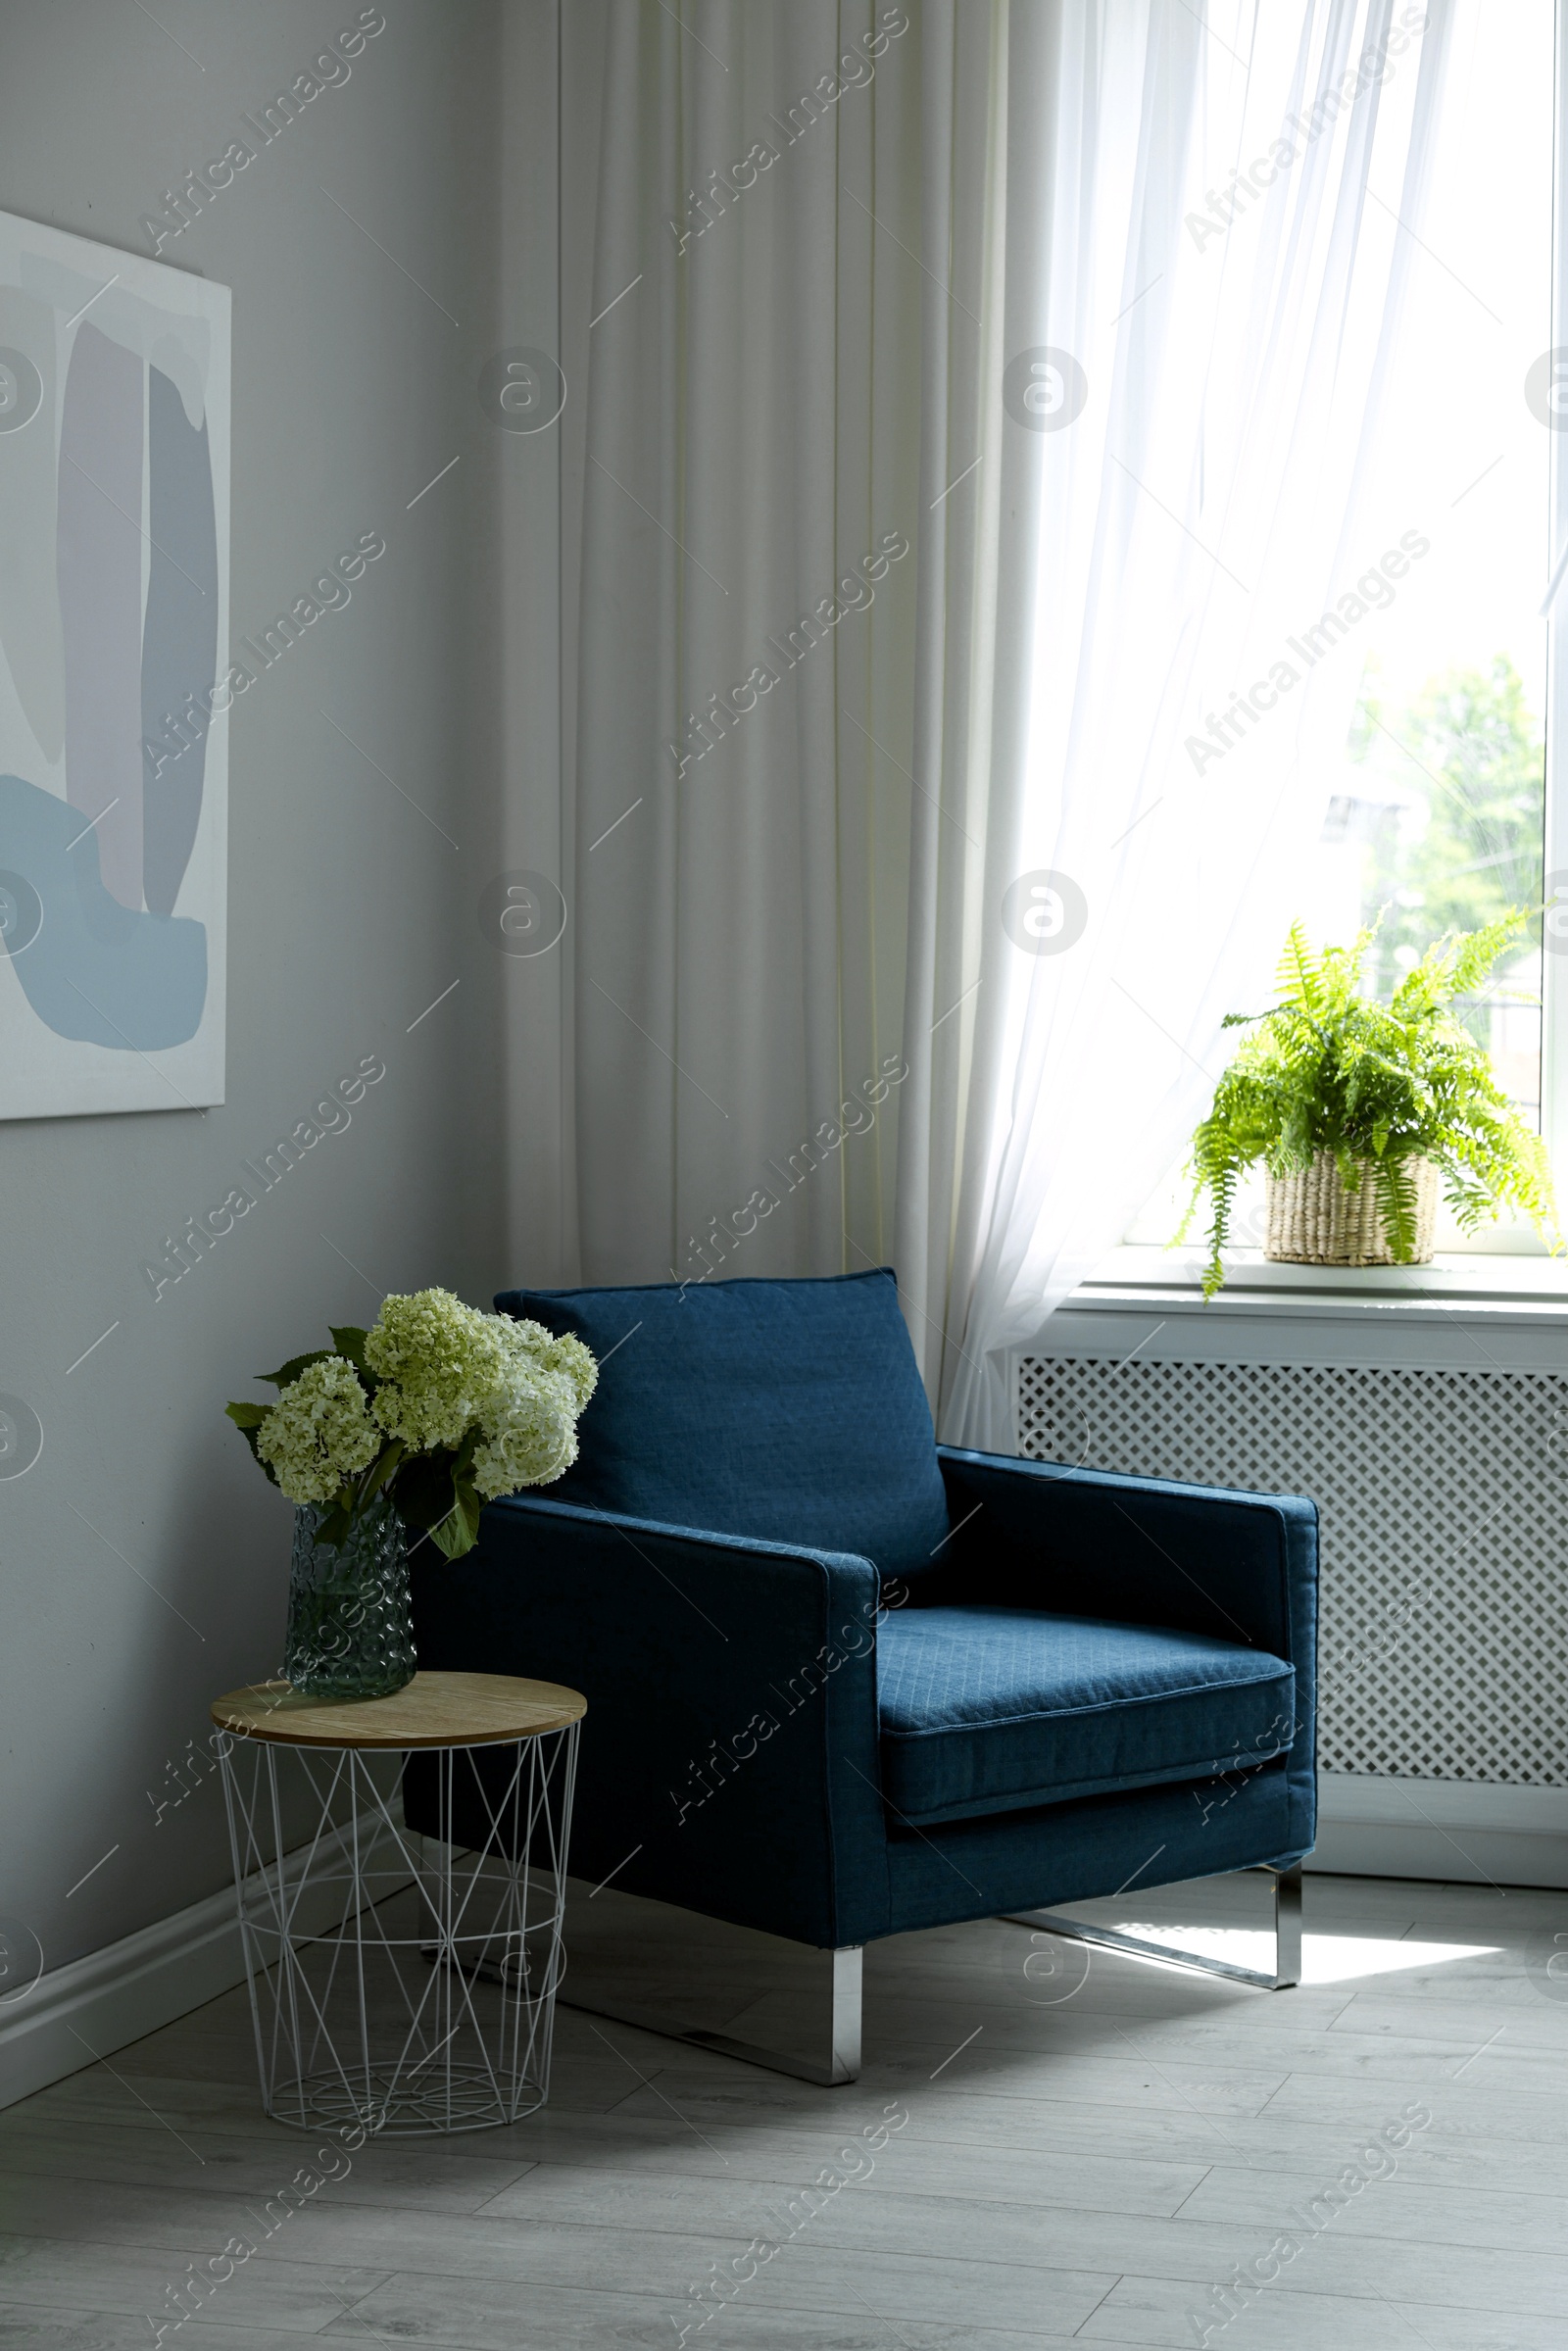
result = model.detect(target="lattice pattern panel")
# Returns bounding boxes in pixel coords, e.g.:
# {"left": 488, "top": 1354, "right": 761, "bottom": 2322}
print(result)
{"left": 1016, "top": 1357, "right": 1568, "bottom": 1785}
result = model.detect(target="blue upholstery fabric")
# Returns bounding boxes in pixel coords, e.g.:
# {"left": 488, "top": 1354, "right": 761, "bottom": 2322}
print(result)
{"left": 878, "top": 1604, "right": 1295, "bottom": 1826}
{"left": 883, "top": 1762, "right": 1302, "bottom": 1936}
{"left": 411, "top": 1493, "right": 892, "bottom": 1949}
{"left": 494, "top": 1268, "right": 951, "bottom": 1585}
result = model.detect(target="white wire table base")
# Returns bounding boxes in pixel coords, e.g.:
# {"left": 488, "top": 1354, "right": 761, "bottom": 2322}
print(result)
{"left": 219, "top": 1724, "right": 579, "bottom": 2135}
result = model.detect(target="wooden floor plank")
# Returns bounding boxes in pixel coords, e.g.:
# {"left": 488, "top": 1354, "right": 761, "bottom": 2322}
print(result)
{"left": 0, "top": 2239, "right": 390, "bottom": 2329}
{"left": 0, "top": 2313, "right": 337, "bottom": 2351}
{"left": 0, "top": 2113, "right": 535, "bottom": 2211}
{"left": 472, "top": 2092, "right": 1566, "bottom": 2197}
{"left": 1080, "top": 2272, "right": 1568, "bottom": 2348}
{"left": 320, "top": 2270, "right": 1089, "bottom": 2346}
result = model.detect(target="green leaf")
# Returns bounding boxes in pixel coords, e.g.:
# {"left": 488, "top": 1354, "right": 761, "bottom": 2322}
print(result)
{"left": 426, "top": 1491, "right": 481, "bottom": 1560}
{"left": 329, "top": 1326, "right": 370, "bottom": 1369}
{"left": 395, "top": 1457, "right": 484, "bottom": 1562}
{"left": 388, "top": 1449, "right": 459, "bottom": 1533}
{"left": 225, "top": 1400, "right": 279, "bottom": 1489}
{"left": 314, "top": 1498, "right": 354, "bottom": 1549}
{"left": 358, "top": 1439, "right": 404, "bottom": 1505}
{"left": 258, "top": 1348, "right": 334, "bottom": 1390}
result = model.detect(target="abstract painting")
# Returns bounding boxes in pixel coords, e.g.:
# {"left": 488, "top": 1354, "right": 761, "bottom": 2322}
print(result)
{"left": 0, "top": 208, "right": 228, "bottom": 1120}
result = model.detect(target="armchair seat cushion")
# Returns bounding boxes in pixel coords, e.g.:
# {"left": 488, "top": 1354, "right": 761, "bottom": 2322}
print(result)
{"left": 877, "top": 1605, "right": 1296, "bottom": 1828}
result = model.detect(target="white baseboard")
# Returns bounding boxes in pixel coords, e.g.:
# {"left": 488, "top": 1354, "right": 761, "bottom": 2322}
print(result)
{"left": 1311, "top": 1770, "right": 1568, "bottom": 1888}
{"left": 0, "top": 1823, "right": 411, "bottom": 2115}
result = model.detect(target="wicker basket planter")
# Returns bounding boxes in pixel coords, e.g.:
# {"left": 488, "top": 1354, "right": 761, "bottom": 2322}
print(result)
{"left": 1264, "top": 1151, "right": 1440, "bottom": 1267}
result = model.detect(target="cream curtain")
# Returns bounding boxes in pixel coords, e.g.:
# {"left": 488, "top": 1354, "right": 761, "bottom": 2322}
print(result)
{"left": 564, "top": 0, "right": 926, "bottom": 1288}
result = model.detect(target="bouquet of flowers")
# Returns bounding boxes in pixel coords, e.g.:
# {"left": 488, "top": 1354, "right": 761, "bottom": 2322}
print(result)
{"left": 226, "top": 1287, "right": 597, "bottom": 1559}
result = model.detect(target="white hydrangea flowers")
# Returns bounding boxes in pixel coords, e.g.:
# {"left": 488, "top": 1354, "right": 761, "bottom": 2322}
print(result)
{"left": 256, "top": 1356, "right": 379, "bottom": 1504}
{"left": 364, "top": 1289, "right": 513, "bottom": 1453}
{"left": 363, "top": 1290, "right": 597, "bottom": 1467}
{"left": 238, "top": 1288, "right": 599, "bottom": 1551}
{"left": 471, "top": 1317, "right": 598, "bottom": 1498}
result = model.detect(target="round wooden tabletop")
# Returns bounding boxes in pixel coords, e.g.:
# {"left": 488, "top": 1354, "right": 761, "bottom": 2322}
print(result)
{"left": 210, "top": 1670, "right": 586, "bottom": 1750}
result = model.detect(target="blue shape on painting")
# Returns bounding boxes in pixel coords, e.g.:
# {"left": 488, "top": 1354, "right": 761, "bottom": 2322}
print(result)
{"left": 0, "top": 773, "right": 206, "bottom": 1048}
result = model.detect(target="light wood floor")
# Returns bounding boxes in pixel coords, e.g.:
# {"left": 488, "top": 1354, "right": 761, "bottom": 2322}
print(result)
{"left": 1, "top": 1868, "right": 1564, "bottom": 2347}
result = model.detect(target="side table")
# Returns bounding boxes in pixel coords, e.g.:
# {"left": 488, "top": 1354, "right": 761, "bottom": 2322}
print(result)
{"left": 211, "top": 1670, "right": 585, "bottom": 2135}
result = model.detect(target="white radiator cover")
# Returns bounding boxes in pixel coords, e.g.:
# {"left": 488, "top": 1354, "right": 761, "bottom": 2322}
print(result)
{"left": 1015, "top": 1356, "right": 1568, "bottom": 1789}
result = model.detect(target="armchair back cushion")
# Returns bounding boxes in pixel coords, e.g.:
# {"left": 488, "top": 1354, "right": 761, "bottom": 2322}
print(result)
{"left": 494, "top": 1268, "right": 952, "bottom": 1584}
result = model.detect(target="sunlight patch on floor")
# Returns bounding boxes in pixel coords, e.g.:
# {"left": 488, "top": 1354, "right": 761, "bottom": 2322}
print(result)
{"left": 1105, "top": 1927, "right": 1501, "bottom": 1984}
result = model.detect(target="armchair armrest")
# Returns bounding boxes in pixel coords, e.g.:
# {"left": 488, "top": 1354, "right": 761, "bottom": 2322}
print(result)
{"left": 936, "top": 1445, "right": 1317, "bottom": 1669}
{"left": 410, "top": 1494, "right": 893, "bottom": 1949}
{"left": 936, "top": 1446, "right": 1318, "bottom": 1860}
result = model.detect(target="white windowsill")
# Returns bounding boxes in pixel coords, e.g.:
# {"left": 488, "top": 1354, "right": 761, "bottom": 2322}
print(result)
{"left": 1071, "top": 1244, "right": 1568, "bottom": 1325}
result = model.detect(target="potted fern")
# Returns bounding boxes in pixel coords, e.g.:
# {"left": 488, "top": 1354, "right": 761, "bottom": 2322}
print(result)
{"left": 1182, "top": 913, "right": 1560, "bottom": 1299}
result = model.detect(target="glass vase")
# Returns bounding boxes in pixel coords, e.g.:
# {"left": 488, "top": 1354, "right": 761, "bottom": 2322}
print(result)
{"left": 283, "top": 1492, "right": 416, "bottom": 1699}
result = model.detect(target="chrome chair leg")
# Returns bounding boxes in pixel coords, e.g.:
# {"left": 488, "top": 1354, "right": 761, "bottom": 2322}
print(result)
{"left": 555, "top": 1878, "right": 863, "bottom": 2084}
{"left": 1002, "top": 1863, "right": 1304, "bottom": 1991}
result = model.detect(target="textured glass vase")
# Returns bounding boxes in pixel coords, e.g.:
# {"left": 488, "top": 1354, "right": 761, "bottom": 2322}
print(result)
{"left": 283, "top": 1493, "right": 416, "bottom": 1699}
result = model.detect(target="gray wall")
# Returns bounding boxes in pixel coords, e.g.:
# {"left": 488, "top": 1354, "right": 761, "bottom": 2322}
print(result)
{"left": 0, "top": 0, "right": 556, "bottom": 1976}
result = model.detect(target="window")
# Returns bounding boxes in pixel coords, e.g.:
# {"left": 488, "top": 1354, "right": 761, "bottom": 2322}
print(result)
{"left": 1131, "top": 0, "right": 1560, "bottom": 1257}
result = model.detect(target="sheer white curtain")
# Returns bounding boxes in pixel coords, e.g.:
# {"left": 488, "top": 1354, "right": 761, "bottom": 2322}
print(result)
{"left": 898, "top": 0, "right": 1456, "bottom": 1444}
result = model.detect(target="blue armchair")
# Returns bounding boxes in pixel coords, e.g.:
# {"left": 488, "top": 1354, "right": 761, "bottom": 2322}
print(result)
{"left": 410, "top": 1269, "right": 1316, "bottom": 2082}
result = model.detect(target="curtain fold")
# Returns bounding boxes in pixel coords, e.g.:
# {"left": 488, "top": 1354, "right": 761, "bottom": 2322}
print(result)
{"left": 569, "top": 2, "right": 923, "bottom": 1288}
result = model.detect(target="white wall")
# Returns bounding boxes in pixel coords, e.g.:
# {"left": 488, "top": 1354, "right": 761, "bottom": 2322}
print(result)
{"left": 0, "top": 0, "right": 564, "bottom": 2003}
